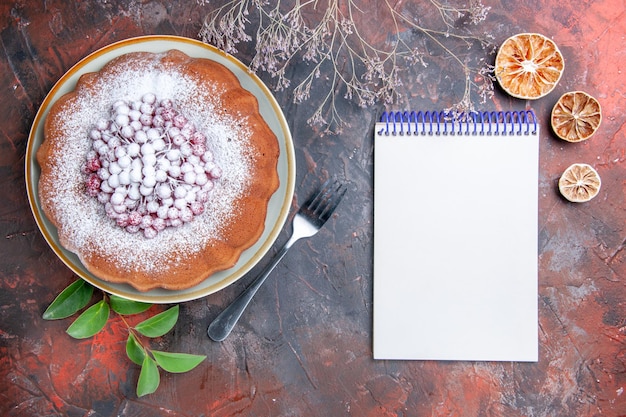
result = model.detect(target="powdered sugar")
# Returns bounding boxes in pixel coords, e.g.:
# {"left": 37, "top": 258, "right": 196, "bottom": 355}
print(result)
{"left": 44, "top": 52, "right": 254, "bottom": 274}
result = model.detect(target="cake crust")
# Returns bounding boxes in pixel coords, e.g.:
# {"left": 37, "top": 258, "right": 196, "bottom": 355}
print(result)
{"left": 37, "top": 50, "right": 280, "bottom": 291}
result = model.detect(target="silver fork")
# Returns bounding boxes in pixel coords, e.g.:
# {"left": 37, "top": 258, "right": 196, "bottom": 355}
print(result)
{"left": 208, "top": 179, "right": 347, "bottom": 341}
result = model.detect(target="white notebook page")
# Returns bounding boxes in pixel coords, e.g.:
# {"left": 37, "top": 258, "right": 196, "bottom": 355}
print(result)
{"left": 373, "top": 113, "right": 539, "bottom": 361}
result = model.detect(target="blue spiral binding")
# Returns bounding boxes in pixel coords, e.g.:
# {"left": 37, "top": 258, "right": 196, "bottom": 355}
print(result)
{"left": 378, "top": 110, "right": 538, "bottom": 136}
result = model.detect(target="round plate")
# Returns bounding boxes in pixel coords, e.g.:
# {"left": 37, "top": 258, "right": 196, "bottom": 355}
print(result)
{"left": 25, "top": 35, "right": 296, "bottom": 303}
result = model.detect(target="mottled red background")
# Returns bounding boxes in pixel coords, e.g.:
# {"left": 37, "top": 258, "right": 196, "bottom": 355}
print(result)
{"left": 1, "top": 0, "right": 625, "bottom": 416}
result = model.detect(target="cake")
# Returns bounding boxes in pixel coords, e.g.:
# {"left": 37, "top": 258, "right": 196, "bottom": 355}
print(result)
{"left": 37, "top": 49, "right": 280, "bottom": 291}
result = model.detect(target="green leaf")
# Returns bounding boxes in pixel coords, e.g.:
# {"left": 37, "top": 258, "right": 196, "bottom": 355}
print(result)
{"left": 134, "top": 305, "right": 179, "bottom": 338}
{"left": 66, "top": 300, "right": 110, "bottom": 339}
{"left": 137, "top": 355, "right": 160, "bottom": 397}
{"left": 152, "top": 350, "right": 206, "bottom": 373}
{"left": 126, "top": 333, "right": 146, "bottom": 366}
{"left": 110, "top": 295, "right": 152, "bottom": 315}
{"left": 43, "top": 279, "right": 93, "bottom": 320}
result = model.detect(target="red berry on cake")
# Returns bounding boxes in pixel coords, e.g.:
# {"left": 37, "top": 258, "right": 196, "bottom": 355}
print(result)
{"left": 80, "top": 94, "right": 222, "bottom": 238}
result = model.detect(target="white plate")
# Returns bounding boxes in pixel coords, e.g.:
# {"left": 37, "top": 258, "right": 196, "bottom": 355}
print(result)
{"left": 25, "top": 35, "right": 296, "bottom": 303}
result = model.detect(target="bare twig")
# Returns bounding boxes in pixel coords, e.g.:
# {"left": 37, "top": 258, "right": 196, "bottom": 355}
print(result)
{"left": 199, "top": 0, "right": 494, "bottom": 134}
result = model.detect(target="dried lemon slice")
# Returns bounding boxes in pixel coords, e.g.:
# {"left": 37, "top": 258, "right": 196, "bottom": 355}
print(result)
{"left": 551, "top": 91, "right": 602, "bottom": 142}
{"left": 495, "top": 33, "right": 564, "bottom": 99}
{"left": 558, "top": 163, "right": 601, "bottom": 202}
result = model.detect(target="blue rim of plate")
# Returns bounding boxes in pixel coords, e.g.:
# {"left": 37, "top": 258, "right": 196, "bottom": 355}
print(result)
{"left": 25, "top": 35, "right": 296, "bottom": 303}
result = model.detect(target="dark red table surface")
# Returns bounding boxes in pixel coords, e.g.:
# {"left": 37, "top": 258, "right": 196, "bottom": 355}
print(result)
{"left": 1, "top": 1, "right": 625, "bottom": 416}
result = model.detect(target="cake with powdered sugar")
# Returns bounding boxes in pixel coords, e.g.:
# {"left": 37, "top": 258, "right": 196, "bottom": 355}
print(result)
{"left": 37, "top": 49, "right": 280, "bottom": 291}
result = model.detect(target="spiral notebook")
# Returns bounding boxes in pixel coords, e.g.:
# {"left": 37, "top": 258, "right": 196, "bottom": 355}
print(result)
{"left": 373, "top": 110, "right": 539, "bottom": 362}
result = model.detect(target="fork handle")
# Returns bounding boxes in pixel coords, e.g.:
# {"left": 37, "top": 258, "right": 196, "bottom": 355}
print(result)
{"left": 207, "top": 236, "right": 298, "bottom": 342}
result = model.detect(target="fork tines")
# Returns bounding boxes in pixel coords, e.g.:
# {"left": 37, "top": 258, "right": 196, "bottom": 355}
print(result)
{"left": 307, "top": 179, "right": 347, "bottom": 222}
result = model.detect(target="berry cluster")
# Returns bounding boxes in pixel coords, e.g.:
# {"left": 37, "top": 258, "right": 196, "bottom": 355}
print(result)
{"left": 83, "top": 93, "right": 221, "bottom": 238}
